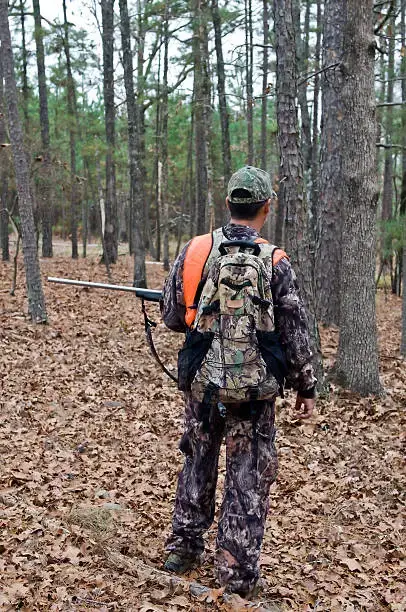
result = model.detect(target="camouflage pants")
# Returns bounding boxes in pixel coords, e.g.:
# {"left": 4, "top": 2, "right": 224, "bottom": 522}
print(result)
{"left": 166, "top": 392, "right": 278, "bottom": 595}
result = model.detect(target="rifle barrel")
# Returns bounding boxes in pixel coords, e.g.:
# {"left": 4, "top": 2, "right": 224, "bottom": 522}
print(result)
{"left": 47, "top": 277, "right": 162, "bottom": 302}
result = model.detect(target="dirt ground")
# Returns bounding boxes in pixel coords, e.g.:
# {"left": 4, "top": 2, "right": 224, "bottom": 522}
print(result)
{"left": 0, "top": 248, "right": 405, "bottom": 611}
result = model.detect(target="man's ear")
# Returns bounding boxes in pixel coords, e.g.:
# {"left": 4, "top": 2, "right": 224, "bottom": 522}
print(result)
{"left": 263, "top": 199, "right": 271, "bottom": 215}
{"left": 225, "top": 196, "right": 230, "bottom": 210}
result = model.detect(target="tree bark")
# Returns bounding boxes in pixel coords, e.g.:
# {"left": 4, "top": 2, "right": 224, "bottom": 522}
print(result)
{"left": 293, "top": 0, "right": 312, "bottom": 172}
{"left": 211, "top": 0, "right": 231, "bottom": 198}
{"left": 62, "top": 0, "right": 79, "bottom": 259}
{"left": 334, "top": 0, "right": 382, "bottom": 395}
{"left": 402, "top": 239, "right": 406, "bottom": 355}
{"left": 101, "top": 0, "right": 118, "bottom": 266}
{"left": 118, "top": 0, "right": 146, "bottom": 286}
{"left": 0, "top": 41, "right": 9, "bottom": 261}
{"left": 400, "top": 0, "right": 406, "bottom": 219}
{"left": 309, "top": 0, "right": 322, "bottom": 240}
{"left": 401, "top": 0, "right": 406, "bottom": 354}
{"left": 260, "top": 0, "right": 270, "bottom": 171}
{"left": 19, "top": 0, "right": 29, "bottom": 134}
{"left": 192, "top": 0, "right": 210, "bottom": 235}
{"left": 33, "top": 0, "right": 53, "bottom": 257}
{"left": 273, "top": 0, "right": 324, "bottom": 387}
{"left": 136, "top": 0, "right": 147, "bottom": 256}
{"left": 0, "top": 0, "right": 47, "bottom": 322}
{"left": 381, "top": 13, "right": 395, "bottom": 223}
{"left": 245, "top": 0, "right": 254, "bottom": 165}
{"left": 315, "top": 0, "right": 345, "bottom": 326}
{"left": 162, "top": 0, "right": 170, "bottom": 272}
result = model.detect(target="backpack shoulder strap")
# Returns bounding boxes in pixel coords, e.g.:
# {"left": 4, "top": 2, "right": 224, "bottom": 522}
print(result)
{"left": 183, "top": 232, "right": 213, "bottom": 327}
{"left": 254, "top": 237, "right": 289, "bottom": 266}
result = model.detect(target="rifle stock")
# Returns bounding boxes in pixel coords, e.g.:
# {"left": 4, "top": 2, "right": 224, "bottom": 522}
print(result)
{"left": 47, "top": 277, "right": 162, "bottom": 302}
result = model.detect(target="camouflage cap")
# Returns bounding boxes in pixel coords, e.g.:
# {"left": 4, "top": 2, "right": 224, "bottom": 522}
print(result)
{"left": 227, "top": 166, "right": 274, "bottom": 204}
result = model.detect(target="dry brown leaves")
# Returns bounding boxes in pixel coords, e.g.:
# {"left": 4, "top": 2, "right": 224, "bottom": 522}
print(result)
{"left": 0, "top": 249, "right": 405, "bottom": 611}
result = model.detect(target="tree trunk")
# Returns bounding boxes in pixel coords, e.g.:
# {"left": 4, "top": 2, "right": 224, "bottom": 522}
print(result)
{"left": 192, "top": 0, "right": 210, "bottom": 235}
{"left": 119, "top": 0, "right": 146, "bottom": 286}
{"left": 402, "top": 238, "right": 406, "bottom": 355}
{"left": 211, "top": 0, "right": 232, "bottom": 200}
{"left": 334, "top": 0, "right": 382, "bottom": 395}
{"left": 152, "top": 46, "right": 161, "bottom": 261}
{"left": 0, "top": 41, "right": 9, "bottom": 261}
{"left": 162, "top": 0, "right": 170, "bottom": 272}
{"left": 136, "top": 0, "right": 147, "bottom": 256}
{"left": 315, "top": 0, "right": 345, "bottom": 326}
{"left": 0, "top": 0, "right": 47, "bottom": 322}
{"left": 401, "top": 0, "right": 406, "bottom": 354}
{"left": 245, "top": 0, "right": 254, "bottom": 165}
{"left": 273, "top": 0, "right": 324, "bottom": 387}
{"left": 401, "top": 0, "right": 406, "bottom": 221}
{"left": 309, "top": 0, "right": 322, "bottom": 240}
{"left": 260, "top": 0, "right": 269, "bottom": 171}
{"left": 33, "top": 0, "right": 53, "bottom": 257}
{"left": 293, "top": 0, "right": 312, "bottom": 172}
{"left": 382, "top": 13, "right": 396, "bottom": 223}
{"left": 101, "top": 0, "right": 118, "bottom": 266}
{"left": 62, "top": 0, "right": 79, "bottom": 259}
{"left": 19, "top": 0, "right": 29, "bottom": 135}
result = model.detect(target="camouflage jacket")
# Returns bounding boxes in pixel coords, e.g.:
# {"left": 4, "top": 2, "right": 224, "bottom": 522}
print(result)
{"left": 161, "top": 223, "right": 316, "bottom": 397}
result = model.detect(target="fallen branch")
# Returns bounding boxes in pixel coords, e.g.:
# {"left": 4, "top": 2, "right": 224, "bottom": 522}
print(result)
{"left": 104, "top": 549, "right": 281, "bottom": 612}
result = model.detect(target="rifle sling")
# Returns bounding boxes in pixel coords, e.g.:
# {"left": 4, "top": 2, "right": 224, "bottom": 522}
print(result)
{"left": 141, "top": 299, "right": 178, "bottom": 384}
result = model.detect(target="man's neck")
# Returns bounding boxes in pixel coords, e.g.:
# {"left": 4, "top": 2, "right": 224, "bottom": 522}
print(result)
{"left": 229, "top": 217, "right": 262, "bottom": 233}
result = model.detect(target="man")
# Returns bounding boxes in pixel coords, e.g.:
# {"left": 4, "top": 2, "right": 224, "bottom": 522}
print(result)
{"left": 161, "top": 166, "right": 316, "bottom": 598}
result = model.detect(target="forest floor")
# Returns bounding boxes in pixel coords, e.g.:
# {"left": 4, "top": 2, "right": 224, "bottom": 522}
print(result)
{"left": 0, "top": 247, "right": 405, "bottom": 611}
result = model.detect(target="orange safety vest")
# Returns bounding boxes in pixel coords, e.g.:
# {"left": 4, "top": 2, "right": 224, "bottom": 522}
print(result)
{"left": 183, "top": 233, "right": 287, "bottom": 328}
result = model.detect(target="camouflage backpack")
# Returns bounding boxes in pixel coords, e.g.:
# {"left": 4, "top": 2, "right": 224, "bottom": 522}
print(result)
{"left": 178, "top": 236, "right": 287, "bottom": 408}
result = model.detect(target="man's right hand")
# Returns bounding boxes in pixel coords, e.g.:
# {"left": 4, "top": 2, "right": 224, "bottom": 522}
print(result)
{"left": 294, "top": 394, "right": 315, "bottom": 419}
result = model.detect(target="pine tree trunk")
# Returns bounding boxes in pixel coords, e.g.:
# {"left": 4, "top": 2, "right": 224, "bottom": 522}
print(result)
{"left": 260, "top": 0, "right": 269, "bottom": 171}
{"left": 273, "top": 0, "right": 324, "bottom": 387}
{"left": 309, "top": 0, "right": 321, "bottom": 240}
{"left": 0, "top": 41, "right": 9, "bottom": 261}
{"left": 19, "top": 0, "right": 29, "bottom": 134}
{"left": 152, "top": 48, "right": 161, "bottom": 261}
{"left": 162, "top": 0, "right": 170, "bottom": 272}
{"left": 245, "top": 0, "right": 254, "bottom": 165}
{"left": 382, "top": 13, "right": 395, "bottom": 223}
{"left": 62, "top": 0, "right": 79, "bottom": 259}
{"left": 118, "top": 0, "right": 146, "bottom": 286}
{"left": 101, "top": 0, "right": 118, "bottom": 265}
{"left": 293, "top": 0, "right": 312, "bottom": 172}
{"left": 334, "top": 0, "right": 382, "bottom": 395}
{"left": 192, "top": 0, "right": 210, "bottom": 235}
{"left": 136, "top": 0, "right": 147, "bottom": 256}
{"left": 33, "top": 0, "right": 53, "bottom": 258}
{"left": 0, "top": 0, "right": 47, "bottom": 322}
{"left": 401, "top": 0, "right": 406, "bottom": 354}
{"left": 211, "top": 0, "right": 231, "bottom": 197}
{"left": 402, "top": 240, "right": 406, "bottom": 355}
{"left": 401, "top": 0, "right": 406, "bottom": 220}
{"left": 315, "top": 0, "right": 345, "bottom": 326}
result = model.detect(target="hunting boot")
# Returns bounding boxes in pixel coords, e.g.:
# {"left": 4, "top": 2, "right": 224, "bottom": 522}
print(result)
{"left": 164, "top": 552, "right": 201, "bottom": 574}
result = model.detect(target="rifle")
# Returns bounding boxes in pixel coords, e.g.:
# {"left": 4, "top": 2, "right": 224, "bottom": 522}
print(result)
{"left": 47, "top": 277, "right": 161, "bottom": 301}
{"left": 47, "top": 277, "right": 177, "bottom": 383}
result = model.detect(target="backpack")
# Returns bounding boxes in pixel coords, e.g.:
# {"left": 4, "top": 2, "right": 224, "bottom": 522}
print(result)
{"left": 178, "top": 236, "right": 288, "bottom": 408}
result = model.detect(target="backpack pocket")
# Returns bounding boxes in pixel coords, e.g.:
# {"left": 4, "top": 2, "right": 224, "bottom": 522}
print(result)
{"left": 178, "top": 329, "right": 214, "bottom": 391}
{"left": 256, "top": 330, "right": 288, "bottom": 390}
